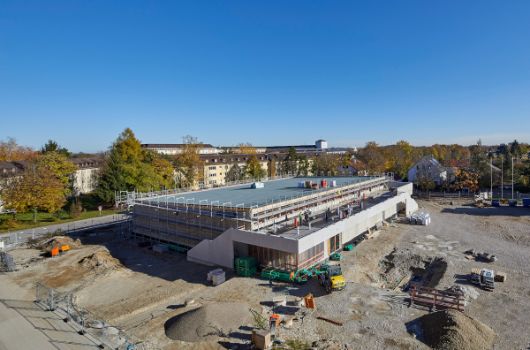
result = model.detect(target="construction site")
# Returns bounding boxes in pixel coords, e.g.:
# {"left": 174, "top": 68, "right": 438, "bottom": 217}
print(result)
{"left": 1, "top": 176, "right": 530, "bottom": 350}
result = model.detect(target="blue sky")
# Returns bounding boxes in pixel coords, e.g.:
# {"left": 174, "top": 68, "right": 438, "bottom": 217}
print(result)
{"left": 1, "top": 1, "right": 530, "bottom": 152}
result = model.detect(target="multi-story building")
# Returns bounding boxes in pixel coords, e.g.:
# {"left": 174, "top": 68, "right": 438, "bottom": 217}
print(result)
{"left": 142, "top": 143, "right": 221, "bottom": 155}
{"left": 70, "top": 158, "right": 103, "bottom": 195}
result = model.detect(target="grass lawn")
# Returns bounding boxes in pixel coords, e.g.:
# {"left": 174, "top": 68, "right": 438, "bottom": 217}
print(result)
{"left": 0, "top": 209, "right": 119, "bottom": 233}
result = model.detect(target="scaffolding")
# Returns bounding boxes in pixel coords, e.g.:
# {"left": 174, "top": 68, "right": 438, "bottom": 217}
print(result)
{"left": 130, "top": 176, "right": 390, "bottom": 248}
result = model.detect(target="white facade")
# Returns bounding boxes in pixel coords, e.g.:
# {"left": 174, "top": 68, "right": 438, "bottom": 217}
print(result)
{"left": 72, "top": 167, "right": 100, "bottom": 195}
{"left": 316, "top": 139, "right": 328, "bottom": 150}
{"left": 407, "top": 156, "right": 447, "bottom": 185}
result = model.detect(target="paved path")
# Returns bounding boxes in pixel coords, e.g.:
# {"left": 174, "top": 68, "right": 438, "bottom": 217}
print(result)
{"left": 0, "top": 213, "right": 131, "bottom": 247}
{"left": 0, "top": 274, "right": 101, "bottom": 350}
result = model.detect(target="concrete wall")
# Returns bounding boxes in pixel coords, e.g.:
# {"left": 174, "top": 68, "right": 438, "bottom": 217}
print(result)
{"left": 297, "top": 191, "right": 417, "bottom": 255}
{"left": 187, "top": 228, "right": 298, "bottom": 268}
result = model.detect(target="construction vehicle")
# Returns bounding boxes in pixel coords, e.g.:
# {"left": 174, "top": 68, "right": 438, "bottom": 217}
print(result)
{"left": 469, "top": 268, "right": 495, "bottom": 290}
{"left": 317, "top": 264, "right": 345, "bottom": 293}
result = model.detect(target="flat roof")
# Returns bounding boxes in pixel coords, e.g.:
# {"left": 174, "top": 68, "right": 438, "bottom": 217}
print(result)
{"left": 141, "top": 176, "right": 380, "bottom": 208}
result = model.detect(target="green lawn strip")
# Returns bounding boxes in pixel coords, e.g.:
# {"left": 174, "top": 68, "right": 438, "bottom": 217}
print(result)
{"left": 0, "top": 209, "right": 119, "bottom": 233}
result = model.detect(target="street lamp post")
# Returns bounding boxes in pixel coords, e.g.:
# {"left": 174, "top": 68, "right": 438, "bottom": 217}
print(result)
{"left": 511, "top": 157, "right": 514, "bottom": 200}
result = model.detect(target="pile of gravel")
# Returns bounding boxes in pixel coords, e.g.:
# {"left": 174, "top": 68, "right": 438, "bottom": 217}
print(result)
{"left": 164, "top": 302, "right": 253, "bottom": 342}
{"left": 419, "top": 310, "right": 495, "bottom": 350}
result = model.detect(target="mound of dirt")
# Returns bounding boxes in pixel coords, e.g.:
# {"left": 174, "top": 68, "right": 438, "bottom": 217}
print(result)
{"left": 164, "top": 302, "right": 253, "bottom": 342}
{"left": 78, "top": 249, "right": 122, "bottom": 270}
{"left": 419, "top": 310, "right": 495, "bottom": 350}
{"left": 40, "top": 236, "right": 81, "bottom": 251}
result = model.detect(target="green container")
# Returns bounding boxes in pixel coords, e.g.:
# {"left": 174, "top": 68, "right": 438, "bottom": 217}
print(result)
{"left": 234, "top": 257, "right": 257, "bottom": 270}
{"left": 235, "top": 266, "right": 256, "bottom": 277}
{"left": 343, "top": 244, "right": 354, "bottom": 251}
{"left": 330, "top": 252, "right": 343, "bottom": 261}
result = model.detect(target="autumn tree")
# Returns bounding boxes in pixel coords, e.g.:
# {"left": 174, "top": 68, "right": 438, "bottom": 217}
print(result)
{"left": 0, "top": 138, "right": 37, "bottom": 161}
{"left": 174, "top": 135, "right": 203, "bottom": 188}
{"left": 245, "top": 155, "right": 266, "bottom": 180}
{"left": 36, "top": 152, "right": 77, "bottom": 196}
{"left": 297, "top": 154, "right": 310, "bottom": 176}
{"left": 237, "top": 143, "right": 257, "bottom": 154}
{"left": 357, "top": 142, "right": 385, "bottom": 174}
{"left": 1, "top": 164, "right": 68, "bottom": 222}
{"left": 225, "top": 164, "right": 244, "bottom": 182}
{"left": 451, "top": 168, "right": 480, "bottom": 192}
{"left": 312, "top": 153, "right": 339, "bottom": 176}
{"left": 390, "top": 140, "right": 414, "bottom": 179}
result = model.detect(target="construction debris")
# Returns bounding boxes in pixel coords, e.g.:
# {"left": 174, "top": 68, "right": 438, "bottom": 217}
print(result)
{"left": 251, "top": 329, "right": 272, "bottom": 350}
{"left": 316, "top": 316, "right": 343, "bottom": 326}
{"left": 494, "top": 271, "right": 507, "bottom": 282}
{"left": 463, "top": 249, "right": 497, "bottom": 263}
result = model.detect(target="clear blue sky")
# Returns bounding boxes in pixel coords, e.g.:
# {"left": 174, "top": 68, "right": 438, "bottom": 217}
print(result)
{"left": 1, "top": 1, "right": 530, "bottom": 152}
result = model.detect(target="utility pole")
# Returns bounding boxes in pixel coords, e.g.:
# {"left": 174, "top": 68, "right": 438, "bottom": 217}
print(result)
{"left": 501, "top": 156, "right": 504, "bottom": 199}
{"left": 511, "top": 157, "right": 514, "bottom": 200}
{"left": 490, "top": 157, "right": 493, "bottom": 199}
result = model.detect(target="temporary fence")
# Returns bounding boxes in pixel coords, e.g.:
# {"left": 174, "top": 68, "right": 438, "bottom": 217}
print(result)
{"left": 0, "top": 216, "right": 131, "bottom": 251}
{"left": 413, "top": 190, "right": 475, "bottom": 199}
{"left": 35, "top": 282, "right": 155, "bottom": 350}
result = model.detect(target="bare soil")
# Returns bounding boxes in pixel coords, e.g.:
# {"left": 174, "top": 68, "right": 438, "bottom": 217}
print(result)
{"left": 2, "top": 200, "right": 530, "bottom": 349}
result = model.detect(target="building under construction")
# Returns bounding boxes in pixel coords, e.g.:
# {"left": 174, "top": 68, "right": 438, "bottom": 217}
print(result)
{"left": 130, "top": 176, "right": 418, "bottom": 270}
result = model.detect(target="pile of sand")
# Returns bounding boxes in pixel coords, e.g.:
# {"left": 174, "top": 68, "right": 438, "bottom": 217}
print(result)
{"left": 419, "top": 310, "right": 496, "bottom": 350}
{"left": 164, "top": 302, "right": 253, "bottom": 342}
{"left": 40, "top": 236, "right": 81, "bottom": 251}
{"left": 78, "top": 249, "right": 122, "bottom": 270}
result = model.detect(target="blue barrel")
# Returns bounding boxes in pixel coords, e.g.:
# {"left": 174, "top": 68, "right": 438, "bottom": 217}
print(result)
{"left": 523, "top": 198, "right": 530, "bottom": 207}
{"left": 491, "top": 200, "right": 500, "bottom": 207}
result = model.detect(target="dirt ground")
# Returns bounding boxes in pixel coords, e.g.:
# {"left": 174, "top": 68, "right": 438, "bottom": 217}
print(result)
{"left": 2, "top": 200, "right": 530, "bottom": 349}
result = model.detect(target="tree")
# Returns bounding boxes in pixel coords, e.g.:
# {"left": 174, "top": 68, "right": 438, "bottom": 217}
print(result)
{"left": 1, "top": 165, "right": 67, "bottom": 222}
{"left": 245, "top": 155, "right": 266, "bottom": 180}
{"left": 297, "top": 154, "right": 310, "bottom": 176}
{"left": 0, "top": 138, "right": 37, "bottom": 161}
{"left": 237, "top": 143, "right": 257, "bottom": 154}
{"left": 41, "top": 140, "right": 70, "bottom": 157}
{"left": 36, "top": 152, "right": 77, "bottom": 196}
{"left": 280, "top": 147, "right": 298, "bottom": 175}
{"left": 174, "top": 135, "right": 203, "bottom": 188}
{"left": 96, "top": 128, "right": 143, "bottom": 201}
{"left": 414, "top": 172, "right": 436, "bottom": 191}
{"left": 357, "top": 142, "right": 385, "bottom": 174}
{"left": 97, "top": 128, "right": 175, "bottom": 202}
{"left": 391, "top": 140, "right": 414, "bottom": 179}
{"left": 312, "top": 153, "right": 339, "bottom": 176}
{"left": 451, "top": 168, "right": 480, "bottom": 192}
{"left": 225, "top": 164, "right": 244, "bottom": 182}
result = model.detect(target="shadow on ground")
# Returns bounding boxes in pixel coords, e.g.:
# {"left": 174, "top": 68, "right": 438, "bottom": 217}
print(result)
{"left": 72, "top": 229, "right": 215, "bottom": 285}
{"left": 441, "top": 206, "right": 530, "bottom": 217}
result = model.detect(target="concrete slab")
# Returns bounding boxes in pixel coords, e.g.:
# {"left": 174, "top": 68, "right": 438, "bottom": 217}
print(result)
{"left": 0, "top": 302, "right": 56, "bottom": 350}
